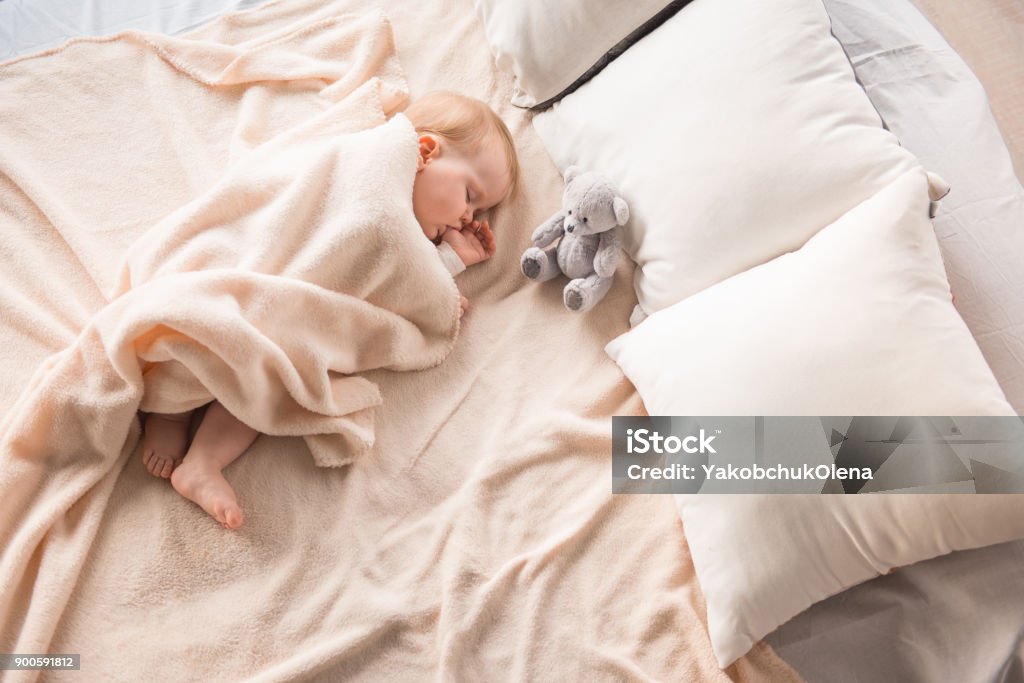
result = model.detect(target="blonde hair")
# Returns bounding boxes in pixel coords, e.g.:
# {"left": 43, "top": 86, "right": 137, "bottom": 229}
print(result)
{"left": 405, "top": 91, "right": 520, "bottom": 204}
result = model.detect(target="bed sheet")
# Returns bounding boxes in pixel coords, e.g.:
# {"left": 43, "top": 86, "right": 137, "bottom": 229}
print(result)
{"left": 768, "top": 539, "right": 1024, "bottom": 683}
{"left": 0, "top": 0, "right": 798, "bottom": 681}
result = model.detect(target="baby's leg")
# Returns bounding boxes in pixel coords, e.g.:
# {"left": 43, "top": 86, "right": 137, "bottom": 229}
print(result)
{"left": 142, "top": 411, "right": 193, "bottom": 478}
{"left": 170, "top": 401, "right": 258, "bottom": 529}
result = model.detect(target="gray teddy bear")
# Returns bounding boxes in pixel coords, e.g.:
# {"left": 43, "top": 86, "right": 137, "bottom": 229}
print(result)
{"left": 520, "top": 166, "right": 629, "bottom": 312}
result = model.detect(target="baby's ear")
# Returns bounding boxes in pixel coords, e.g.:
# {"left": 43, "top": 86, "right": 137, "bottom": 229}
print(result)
{"left": 418, "top": 134, "right": 441, "bottom": 167}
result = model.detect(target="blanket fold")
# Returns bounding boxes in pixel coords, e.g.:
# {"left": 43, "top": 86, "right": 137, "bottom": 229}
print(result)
{"left": 0, "top": 10, "right": 459, "bottom": 659}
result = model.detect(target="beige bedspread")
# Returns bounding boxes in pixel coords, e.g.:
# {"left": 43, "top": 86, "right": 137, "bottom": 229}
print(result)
{"left": 0, "top": 0, "right": 800, "bottom": 680}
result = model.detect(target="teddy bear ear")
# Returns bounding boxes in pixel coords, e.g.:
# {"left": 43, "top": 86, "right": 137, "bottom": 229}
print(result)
{"left": 613, "top": 196, "right": 630, "bottom": 225}
{"left": 564, "top": 165, "right": 583, "bottom": 184}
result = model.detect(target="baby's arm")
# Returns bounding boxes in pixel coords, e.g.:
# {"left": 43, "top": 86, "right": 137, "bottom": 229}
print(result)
{"left": 434, "top": 242, "right": 469, "bottom": 315}
{"left": 435, "top": 241, "right": 467, "bottom": 314}
{"left": 436, "top": 220, "right": 497, "bottom": 317}
{"left": 436, "top": 242, "right": 467, "bottom": 276}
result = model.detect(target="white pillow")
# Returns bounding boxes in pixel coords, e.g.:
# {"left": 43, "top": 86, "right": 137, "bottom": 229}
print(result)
{"left": 679, "top": 493, "right": 1024, "bottom": 668}
{"left": 605, "top": 168, "right": 1022, "bottom": 667}
{"left": 532, "top": 0, "right": 931, "bottom": 319}
{"left": 473, "top": 0, "right": 684, "bottom": 108}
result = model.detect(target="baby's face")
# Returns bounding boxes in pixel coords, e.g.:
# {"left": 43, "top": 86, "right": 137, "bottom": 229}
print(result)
{"left": 413, "top": 133, "right": 511, "bottom": 243}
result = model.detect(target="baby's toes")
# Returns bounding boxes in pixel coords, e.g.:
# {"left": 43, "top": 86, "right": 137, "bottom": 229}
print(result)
{"left": 213, "top": 500, "right": 244, "bottom": 529}
{"left": 143, "top": 450, "right": 163, "bottom": 476}
{"left": 144, "top": 452, "right": 173, "bottom": 479}
{"left": 224, "top": 506, "right": 244, "bottom": 530}
{"left": 159, "top": 457, "right": 174, "bottom": 479}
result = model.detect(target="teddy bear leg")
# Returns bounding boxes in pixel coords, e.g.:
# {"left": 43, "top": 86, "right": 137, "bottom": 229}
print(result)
{"left": 521, "top": 246, "right": 562, "bottom": 282}
{"left": 563, "top": 273, "right": 613, "bottom": 312}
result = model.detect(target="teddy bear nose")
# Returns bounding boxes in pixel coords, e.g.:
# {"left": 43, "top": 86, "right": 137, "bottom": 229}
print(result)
{"left": 566, "top": 223, "right": 575, "bottom": 234}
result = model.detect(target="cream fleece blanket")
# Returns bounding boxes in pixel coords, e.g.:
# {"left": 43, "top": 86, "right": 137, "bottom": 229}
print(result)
{"left": 0, "top": 1, "right": 801, "bottom": 680}
{"left": 4, "top": 90, "right": 461, "bottom": 460}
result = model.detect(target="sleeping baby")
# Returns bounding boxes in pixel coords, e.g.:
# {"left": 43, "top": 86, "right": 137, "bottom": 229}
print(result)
{"left": 139, "top": 91, "right": 519, "bottom": 529}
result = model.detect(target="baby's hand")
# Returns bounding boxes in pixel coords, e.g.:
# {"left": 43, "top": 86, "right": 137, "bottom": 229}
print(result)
{"left": 459, "top": 294, "right": 469, "bottom": 317}
{"left": 442, "top": 219, "right": 496, "bottom": 268}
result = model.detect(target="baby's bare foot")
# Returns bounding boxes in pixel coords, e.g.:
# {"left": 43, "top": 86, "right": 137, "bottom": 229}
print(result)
{"left": 170, "top": 458, "right": 244, "bottom": 529}
{"left": 142, "top": 413, "right": 190, "bottom": 478}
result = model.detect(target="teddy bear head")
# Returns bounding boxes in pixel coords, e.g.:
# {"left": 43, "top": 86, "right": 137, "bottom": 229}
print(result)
{"left": 560, "top": 166, "right": 630, "bottom": 237}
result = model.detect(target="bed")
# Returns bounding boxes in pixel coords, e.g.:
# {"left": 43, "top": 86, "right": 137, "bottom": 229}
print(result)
{"left": 0, "top": 0, "right": 1021, "bottom": 681}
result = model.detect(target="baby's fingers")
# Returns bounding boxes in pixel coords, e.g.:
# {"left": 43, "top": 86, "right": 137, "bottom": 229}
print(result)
{"left": 479, "top": 219, "right": 497, "bottom": 255}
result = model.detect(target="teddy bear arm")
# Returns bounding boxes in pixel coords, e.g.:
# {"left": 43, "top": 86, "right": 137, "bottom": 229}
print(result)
{"left": 594, "top": 229, "right": 621, "bottom": 279}
{"left": 531, "top": 211, "right": 565, "bottom": 248}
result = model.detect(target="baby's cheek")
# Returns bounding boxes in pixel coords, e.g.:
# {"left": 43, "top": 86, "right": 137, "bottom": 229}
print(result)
{"left": 432, "top": 191, "right": 459, "bottom": 220}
